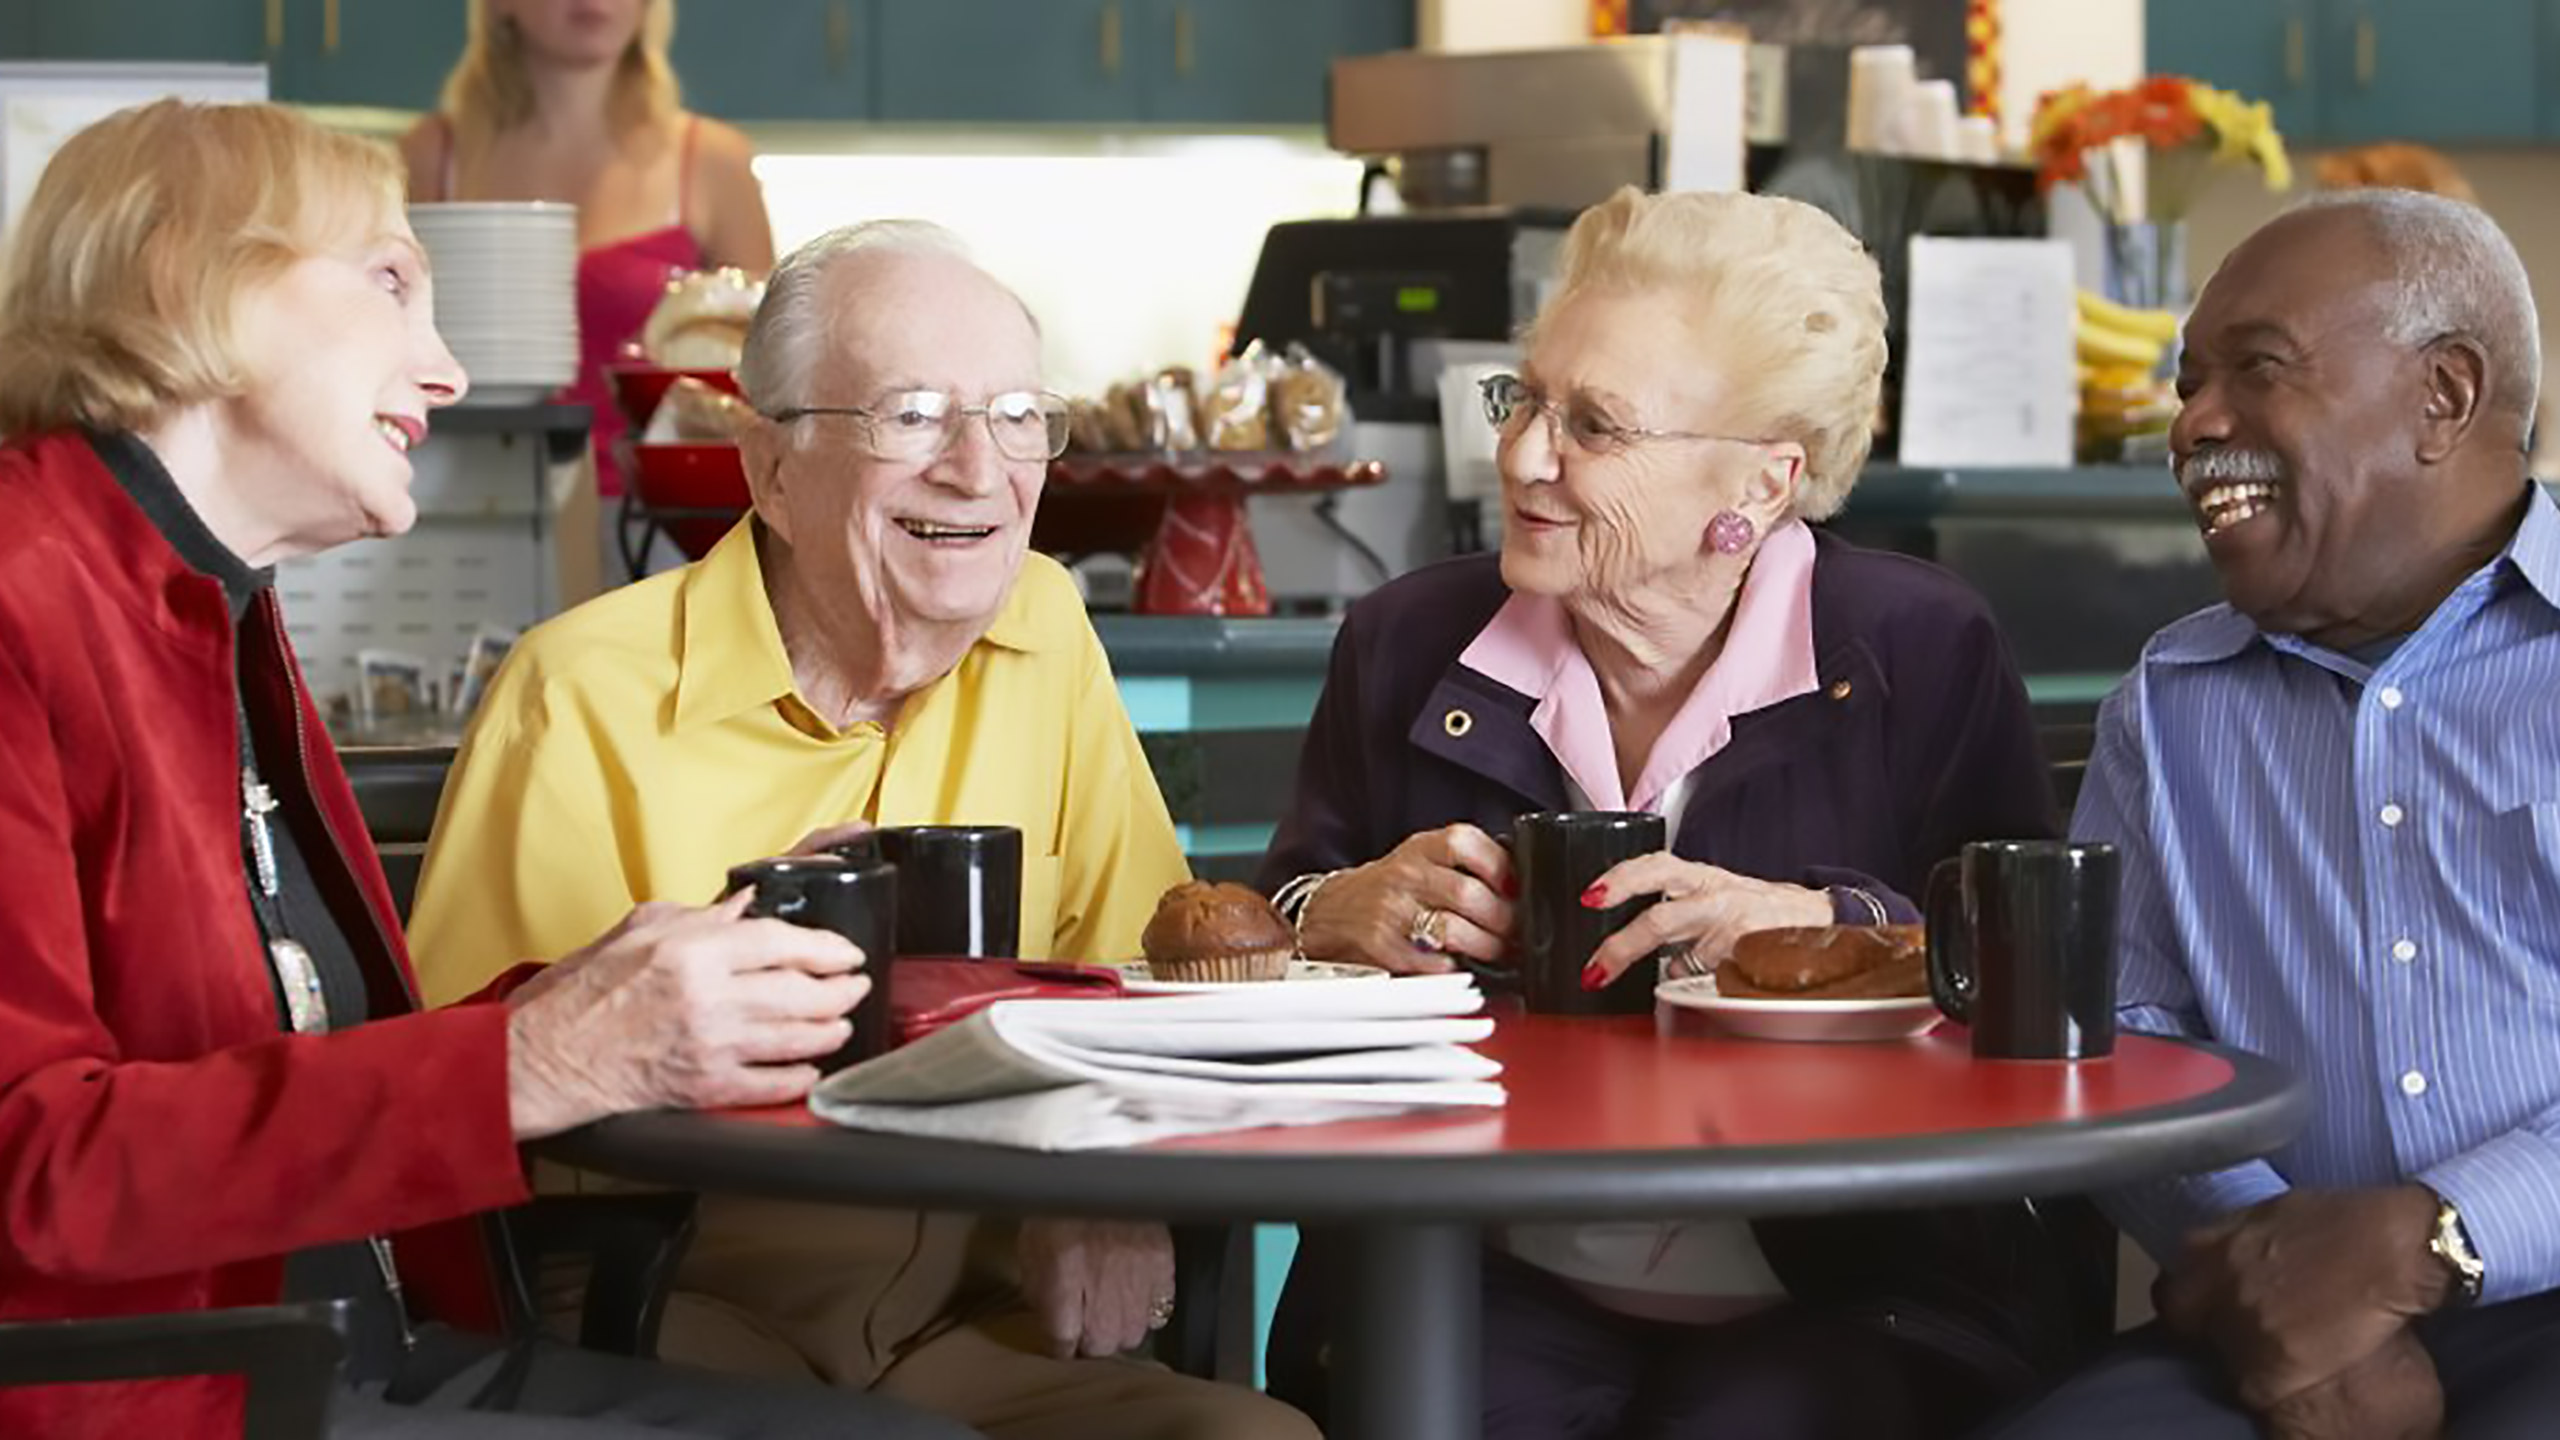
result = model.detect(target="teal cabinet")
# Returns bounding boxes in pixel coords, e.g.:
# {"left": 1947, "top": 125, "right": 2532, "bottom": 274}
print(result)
{"left": 26, "top": 0, "right": 269, "bottom": 64}
{"left": 2544, "top": 0, "right": 2560, "bottom": 138}
{"left": 275, "top": 1, "right": 463, "bottom": 111}
{"left": 1141, "top": 0, "right": 1401, "bottom": 125}
{"left": 2149, "top": 0, "right": 2545, "bottom": 144}
{"left": 876, "top": 0, "right": 1408, "bottom": 125}
{"left": 0, "top": 1, "right": 34, "bottom": 57}
{"left": 0, "top": 0, "right": 1408, "bottom": 128}
{"left": 672, "top": 0, "right": 871, "bottom": 122}
{"left": 876, "top": 0, "right": 1131, "bottom": 123}
{"left": 2317, "top": 0, "right": 2537, "bottom": 143}
{"left": 2147, "top": 0, "right": 2320, "bottom": 142}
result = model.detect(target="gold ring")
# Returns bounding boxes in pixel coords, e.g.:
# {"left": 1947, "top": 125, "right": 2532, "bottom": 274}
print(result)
{"left": 1407, "top": 907, "right": 1450, "bottom": 952}
{"left": 1148, "top": 1296, "right": 1176, "bottom": 1329}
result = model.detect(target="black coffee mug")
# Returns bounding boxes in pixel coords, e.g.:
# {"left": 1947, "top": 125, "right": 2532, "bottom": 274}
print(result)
{"left": 1511, "top": 810, "right": 1668, "bottom": 1015}
{"left": 724, "top": 855, "right": 899, "bottom": 1070}
{"left": 1925, "top": 840, "right": 2120, "bottom": 1061}
{"left": 832, "top": 825, "right": 1023, "bottom": 959}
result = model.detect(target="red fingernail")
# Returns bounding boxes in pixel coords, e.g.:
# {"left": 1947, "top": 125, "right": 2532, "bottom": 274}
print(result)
{"left": 1581, "top": 962, "right": 1608, "bottom": 991}
{"left": 1580, "top": 883, "right": 1607, "bottom": 908}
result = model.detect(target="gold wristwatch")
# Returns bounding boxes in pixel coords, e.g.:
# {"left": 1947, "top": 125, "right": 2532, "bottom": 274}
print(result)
{"left": 2428, "top": 1197, "right": 2485, "bottom": 1306}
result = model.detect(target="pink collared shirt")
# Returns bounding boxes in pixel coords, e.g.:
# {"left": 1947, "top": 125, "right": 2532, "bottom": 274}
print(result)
{"left": 1461, "top": 518, "right": 1822, "bottom": 1320}
{"left": 1458, "top": 518, "right": 1822, "bottom": 815}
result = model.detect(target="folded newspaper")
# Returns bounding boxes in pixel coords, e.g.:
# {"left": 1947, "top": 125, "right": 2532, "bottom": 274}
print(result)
{"left": 809, "top": 973, "right": 1505, "bottom": 1150}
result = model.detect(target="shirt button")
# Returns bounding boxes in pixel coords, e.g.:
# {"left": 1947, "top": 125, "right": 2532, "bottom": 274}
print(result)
{"left": 2379, "top": 685, "right": 2405, "bottom": 710}
{"left": 2380, "top": 803, "right": 2406, "bottom": 827}
{"left": 2392, "top": 939, "right": 2419, "bottom": 963}
{"left": 2401, "top": 1070, "right": 2429, "bottom": 1097}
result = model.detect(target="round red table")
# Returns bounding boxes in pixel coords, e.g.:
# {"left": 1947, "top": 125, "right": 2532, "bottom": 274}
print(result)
{"left": 539, "top": 1013, "right": 2304, "bottom": 1440}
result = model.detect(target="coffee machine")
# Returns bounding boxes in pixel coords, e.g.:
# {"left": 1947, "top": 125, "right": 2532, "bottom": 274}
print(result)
{"left": 1232, "top": 210, "right": 1567, "bottom": 604}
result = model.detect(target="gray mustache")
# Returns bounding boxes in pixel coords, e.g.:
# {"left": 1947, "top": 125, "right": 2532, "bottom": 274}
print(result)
{"left": 2179, "top": 449, "right": 2287, "bottom": 486}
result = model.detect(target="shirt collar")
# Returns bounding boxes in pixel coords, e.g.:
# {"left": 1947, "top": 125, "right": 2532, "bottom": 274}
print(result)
{"left": 672, "top": 517, "right": 1067, "bottom": 732}
{"left": 1456, "top": 517, "right": 1822, "bottom": 812}
{"left": 2153, "top": 483, "right": 2560, "bottom": 670}
{"left": 86, "top": 428, "right": 269, "bottom": 620}
{"left": 2502, "top": 483, "right": 2560, "bottom": 610}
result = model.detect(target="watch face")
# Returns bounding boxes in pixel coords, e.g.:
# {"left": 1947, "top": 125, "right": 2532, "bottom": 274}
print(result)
{"left": 2433, "top": 1204, "right": 2485, "bottom": 1299}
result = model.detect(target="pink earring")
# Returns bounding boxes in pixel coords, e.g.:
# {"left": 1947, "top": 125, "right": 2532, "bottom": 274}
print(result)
{"left": 1707, "top": 510, "right": 1756, "bottom": 555}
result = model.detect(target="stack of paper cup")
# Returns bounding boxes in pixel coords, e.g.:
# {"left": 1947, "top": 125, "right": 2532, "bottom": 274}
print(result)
{"left": 1957, "top": 115, "right": 2001, "bottom": 165}
{"left": 1900, "top": 80, "right": 1961, "bottom": 161}
{"left": 1846, "top": 44, "right": 1916, "bottom": 154}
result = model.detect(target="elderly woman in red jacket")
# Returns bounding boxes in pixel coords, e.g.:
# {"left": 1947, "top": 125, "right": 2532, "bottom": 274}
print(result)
{"left": 0, "top": 100, "right": 971, "bottom": 1440}
{"left": 1258, "top": 187, "right": 2072, "bottom": 1439}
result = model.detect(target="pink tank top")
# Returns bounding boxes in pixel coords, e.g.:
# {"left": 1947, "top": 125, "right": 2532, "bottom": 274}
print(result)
{"left": 436, "top": 117, "right": 708, "bottom": 497}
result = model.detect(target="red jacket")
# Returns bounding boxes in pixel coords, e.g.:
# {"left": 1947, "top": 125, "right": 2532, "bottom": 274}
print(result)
{"left": 0, "top": 432, "right": 539, "bottom": 1437}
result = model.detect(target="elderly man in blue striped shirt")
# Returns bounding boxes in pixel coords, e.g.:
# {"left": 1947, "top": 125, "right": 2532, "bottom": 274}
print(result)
{"left": 1993, "top": 192, "right": 2559, "bottom": 1439}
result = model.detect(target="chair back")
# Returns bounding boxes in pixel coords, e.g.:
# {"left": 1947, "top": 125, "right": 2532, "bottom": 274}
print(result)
{"left": 0, "top": 1300, "right": 348, "bottom": 1440}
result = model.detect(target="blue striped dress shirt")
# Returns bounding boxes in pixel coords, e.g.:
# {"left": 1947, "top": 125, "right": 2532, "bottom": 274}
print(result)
{"left": 2077, "top": 485, "right": 2560, "bottom": 1303}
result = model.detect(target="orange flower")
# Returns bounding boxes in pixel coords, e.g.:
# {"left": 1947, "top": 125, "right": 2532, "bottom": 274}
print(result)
{"left": 2028, "top": 73, "right": 2288, "bottom": 223}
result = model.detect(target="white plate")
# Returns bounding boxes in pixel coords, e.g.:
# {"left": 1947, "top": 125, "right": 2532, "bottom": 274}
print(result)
{"left": 1655, "top": 975, "right": 1944, "bottom": 1043}
{"left": 1121, "top": 958, "right": 1389, "bottom": 994}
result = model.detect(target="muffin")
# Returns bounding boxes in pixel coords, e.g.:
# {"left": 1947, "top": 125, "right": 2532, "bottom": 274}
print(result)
{"left": 1141, "top": 881, "right": 1293, "bottom": 983}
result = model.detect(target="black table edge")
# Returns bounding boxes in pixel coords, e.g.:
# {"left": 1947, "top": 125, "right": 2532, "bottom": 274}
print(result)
{"left": 536, "top": 1038, "right": 2307, "bottom": 1225}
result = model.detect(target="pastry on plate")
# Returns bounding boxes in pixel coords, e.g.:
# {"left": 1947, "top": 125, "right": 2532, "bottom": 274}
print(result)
{"left": 1718, "top": 924, "right": 1926, "bottom": 1000}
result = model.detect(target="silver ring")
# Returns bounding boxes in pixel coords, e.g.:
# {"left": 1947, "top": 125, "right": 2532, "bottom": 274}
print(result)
{"left": 1407, "top": 907, "right": 1450, "bottom": 953}
{"left": 1148, "top": 1295, "right": 1176, "bottom": 1329}
{"left": 1669, "top": 948, "right": 1714, "bottom": 979}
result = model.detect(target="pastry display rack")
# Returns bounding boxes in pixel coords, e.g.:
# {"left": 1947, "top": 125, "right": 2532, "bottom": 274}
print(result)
{"left": 1037, "top": 453, "right": 1387, "bottom": 617}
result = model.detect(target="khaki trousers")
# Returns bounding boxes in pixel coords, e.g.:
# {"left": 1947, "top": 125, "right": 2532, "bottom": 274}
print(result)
{"left": 561, "top": 1192, "right": 1317, "bottom": 1440}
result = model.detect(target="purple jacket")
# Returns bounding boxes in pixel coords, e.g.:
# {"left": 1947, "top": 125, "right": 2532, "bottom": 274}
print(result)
{"left": 1259, "top": 528, "right": 2059, "bottom": 910}
{"left": 1256, "top": 530, "right": 2082, "bottom": 1399}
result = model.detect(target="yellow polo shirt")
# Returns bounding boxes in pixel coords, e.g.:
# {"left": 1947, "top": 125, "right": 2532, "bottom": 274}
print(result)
{"left": 407, "top": 519, "right": 1187, "bottom": 1005}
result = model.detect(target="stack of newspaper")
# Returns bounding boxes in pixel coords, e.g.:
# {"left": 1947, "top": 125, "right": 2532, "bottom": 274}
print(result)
{"left": 809, "top": 973, "right": 1504, "bottom": 1150}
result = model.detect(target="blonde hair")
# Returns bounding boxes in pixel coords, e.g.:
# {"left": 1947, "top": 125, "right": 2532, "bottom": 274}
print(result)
{"left": 0, "top": 99, "right": 404, "bottom": 437}
{"left": 1538, "top": 187, "right": 1887, "bottom": 520}
{"left": 439, "top": 0, "right": 680, "bottom": 177}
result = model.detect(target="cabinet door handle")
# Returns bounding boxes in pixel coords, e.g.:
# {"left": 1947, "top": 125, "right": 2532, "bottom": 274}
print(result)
{"left": 1174, "top": 3, "right": 1195, "bottom": 76}
{"left": 2283, "top": 16, "right": 2306, "bottom": 86}
{"left": 324, "top": 0, "right": 340, "bottom": 55}
{"left": 265, "top": 0, "right": 282, "bottom": 53}
{"left": 826, "top": 0, "right": 851, "bottom": 73}
{"left": 2354, "top": 14, "right": 2376, "bottom": 86}
{"left": 1100, "top": 1, "right": 1123, "bottom": 77}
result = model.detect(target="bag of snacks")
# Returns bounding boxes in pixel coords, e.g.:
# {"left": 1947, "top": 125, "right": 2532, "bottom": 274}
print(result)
{"left": 1200, "top": 341, "right": 1275, "bottom": 451}
{"left": 1270, "top": 342, "right": 1347, "bottom": 452}
{"left": 1148, "top": 366, "right": 1201, "bottom": 452}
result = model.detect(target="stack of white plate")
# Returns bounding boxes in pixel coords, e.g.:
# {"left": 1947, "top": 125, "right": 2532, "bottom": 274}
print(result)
{"left": 409, "top": 202, "right": 580, "bottom": 406}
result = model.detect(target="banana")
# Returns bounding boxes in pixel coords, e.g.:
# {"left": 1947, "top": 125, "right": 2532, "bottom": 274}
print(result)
{"left": 2082, "top": 361, "right": 2156, "bottom": 392}
{"left": 2076, "top": 290, "right": 2181, "bottom": 344}
{"left": 2076, "top": 322, "right": 2164, "bottom": 370}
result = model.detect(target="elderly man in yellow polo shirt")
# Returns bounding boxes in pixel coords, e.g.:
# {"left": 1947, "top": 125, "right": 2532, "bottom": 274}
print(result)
{"left": 407, "top": 221, "right": 1311, "bottom": 1440}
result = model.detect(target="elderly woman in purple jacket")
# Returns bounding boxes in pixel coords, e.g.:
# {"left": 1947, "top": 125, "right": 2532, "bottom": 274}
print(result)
{"left": 1257, "top": 188, "right": 2067, "bottom": 1440}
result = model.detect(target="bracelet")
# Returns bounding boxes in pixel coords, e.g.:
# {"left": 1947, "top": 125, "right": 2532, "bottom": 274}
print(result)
{"left": 1831, "top": 884, "right": 1890, "bottom": 926}
{"left": 1273, "top": 869, "right": 1346, "bottom": 950}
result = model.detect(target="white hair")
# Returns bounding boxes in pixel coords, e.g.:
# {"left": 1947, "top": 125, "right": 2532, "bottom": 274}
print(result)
{"left": 737, "top": 218, "right": 1035, "bottom": 418}
{"left": 2289, "top": 189, "right": 2542, "bottom": 426}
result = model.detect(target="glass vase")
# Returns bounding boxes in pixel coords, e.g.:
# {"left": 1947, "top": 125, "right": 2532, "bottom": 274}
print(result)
{"left": 2101, "top": 219, "right": 2191, "bottom": 314}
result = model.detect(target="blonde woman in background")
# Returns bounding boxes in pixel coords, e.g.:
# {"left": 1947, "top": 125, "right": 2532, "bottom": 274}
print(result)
{"left": 403, "top": 0, "right": 774, "bottom": 503}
